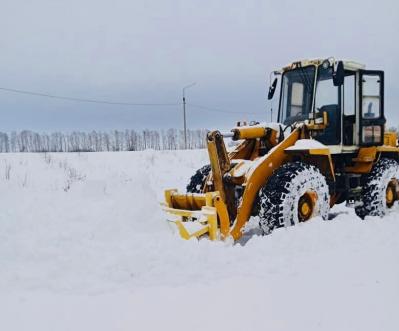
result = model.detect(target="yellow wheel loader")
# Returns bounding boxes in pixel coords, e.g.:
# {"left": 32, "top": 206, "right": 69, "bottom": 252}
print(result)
{"left": 162, "top": 58, "right": 399, "bottom": 241}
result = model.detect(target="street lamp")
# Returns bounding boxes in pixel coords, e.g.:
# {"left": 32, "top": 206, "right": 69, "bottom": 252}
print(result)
{"left": 182, "top": 82, "right": 196, "bottom": 149}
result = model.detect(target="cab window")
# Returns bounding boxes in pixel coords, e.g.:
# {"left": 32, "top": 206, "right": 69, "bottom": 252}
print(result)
{"left": 362, "top": 75, "right": 381, "bottom": 119}
{"left": 312, "top": 66, "right": 341, "bottom": 145}
{"left": 315, "top": 66, "right": 339, "bottom": 110}
{"left": 280, "top": 66, "right": 316, "bottom": 125}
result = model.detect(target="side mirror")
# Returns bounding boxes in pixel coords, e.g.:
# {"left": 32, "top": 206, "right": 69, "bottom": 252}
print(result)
{"left": 268, "top": 77, "right": 278, "bottom": 100}
{"left": 333, "top": 61, "right": 345, "bottom": 86}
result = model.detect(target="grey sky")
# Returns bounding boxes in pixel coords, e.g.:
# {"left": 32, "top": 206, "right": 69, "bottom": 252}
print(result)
{"left": 1, "top": 0, "right": 398, "bottom": 132}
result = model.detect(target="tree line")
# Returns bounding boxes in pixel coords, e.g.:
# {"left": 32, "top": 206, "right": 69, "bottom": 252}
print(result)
{"left": 0, "top": 129, "right": 209, "bottom": 153}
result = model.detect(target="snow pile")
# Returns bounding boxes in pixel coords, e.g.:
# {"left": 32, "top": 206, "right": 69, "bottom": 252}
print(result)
{"left": 286, "top": 138, "right": 328, "bottom": 150}
{"left": 0, "top": 150, "right": 398, "bottom": 331}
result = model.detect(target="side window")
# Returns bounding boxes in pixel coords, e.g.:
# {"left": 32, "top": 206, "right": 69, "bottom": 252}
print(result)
{"left": 362, "top": 126, "right": 382, "bottom": 144}
{"left": 315, "top": 78, "right": 338, "bottom": 110}
{"left": 290, "top": 82, "right": 304, "bottom": 116}
{"left": 360, "top": 71, "right": 384, "bottom": 146}
{"left": 344, "top": 74, "right": 355, "bottom": 115}
{"left": 362, "top": 75, "right": 381, "bottom": 118}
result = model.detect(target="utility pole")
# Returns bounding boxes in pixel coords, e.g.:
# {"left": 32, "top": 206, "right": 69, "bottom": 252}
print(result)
{"left": 182, "top": 82, "right": 196, "bottom": 149}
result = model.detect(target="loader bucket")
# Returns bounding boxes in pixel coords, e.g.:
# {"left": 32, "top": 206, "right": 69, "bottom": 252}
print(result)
{"left": 161, "top": 189, "right": 231, "bottom": 240}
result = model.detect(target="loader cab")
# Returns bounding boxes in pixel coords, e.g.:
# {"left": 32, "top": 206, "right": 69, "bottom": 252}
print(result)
{"left": 276, "top": 58, "right": 385, "bottom": 148}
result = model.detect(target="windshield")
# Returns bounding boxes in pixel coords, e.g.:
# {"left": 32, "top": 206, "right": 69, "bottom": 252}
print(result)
{"left": 279, "top": 66, "right": 316, "bottom": 125}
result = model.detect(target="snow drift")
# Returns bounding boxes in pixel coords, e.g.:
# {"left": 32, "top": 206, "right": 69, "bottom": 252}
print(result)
{"left": 0, "top": 150, "right": 398, "bottom": 331}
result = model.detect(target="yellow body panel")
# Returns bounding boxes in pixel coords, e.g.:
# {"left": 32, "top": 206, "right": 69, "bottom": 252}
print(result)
{"left": 384, "top": 132, "right": 397, "bottom": 147}
{"left": 345, "top": 147, "right": 377, "bottom": 173}
{"left": 377, "top": 145, "right": 399, "bottom": 153}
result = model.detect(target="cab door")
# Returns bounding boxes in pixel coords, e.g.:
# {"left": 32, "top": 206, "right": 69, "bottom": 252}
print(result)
{"left": 359, "top": 70, "right": 385, "bottom": 146}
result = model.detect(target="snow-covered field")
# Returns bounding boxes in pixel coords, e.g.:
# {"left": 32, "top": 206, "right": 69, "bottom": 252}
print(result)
{"left": 1, "top": 150, "right": 398, "bottom": 331}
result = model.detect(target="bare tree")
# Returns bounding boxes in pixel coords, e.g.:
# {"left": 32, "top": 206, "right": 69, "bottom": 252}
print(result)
{"left": 0, "top": 128, "right": 208, "bottom": 153}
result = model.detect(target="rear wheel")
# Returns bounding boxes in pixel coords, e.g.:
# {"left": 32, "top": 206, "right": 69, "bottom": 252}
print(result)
{"left": 258, "top": 162, "right": 330, "bottom": 234}
{"left": 355, "top": 158, "right": 399, "bottom": 219}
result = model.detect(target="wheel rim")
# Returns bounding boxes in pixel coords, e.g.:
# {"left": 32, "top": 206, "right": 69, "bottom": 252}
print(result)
{"left": 386, "top": 180, "right": 397, "bottom": 208}
{"left": 298, "top": 191, "right": 316, "bottom": 222}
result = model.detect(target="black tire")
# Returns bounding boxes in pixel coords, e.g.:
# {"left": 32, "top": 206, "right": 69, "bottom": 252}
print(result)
{"left": 258, "top": 162, "right": 330, "bottom": 234}
{"left": 186, "top": 164, "right": 211, "bottom": 193}
{"left": 355, "top": 158, "right": 399, "bottom": 219}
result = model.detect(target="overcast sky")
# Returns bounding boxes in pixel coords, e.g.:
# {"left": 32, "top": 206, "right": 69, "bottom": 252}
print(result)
{"left": 1, "top": 0, "right": 398, "bottom": 132}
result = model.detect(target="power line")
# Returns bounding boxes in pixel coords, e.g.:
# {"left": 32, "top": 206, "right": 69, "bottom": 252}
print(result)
{"left": 0, "top": 87, "right": 178, "bottom": 106}
{"left": 0, "top": 86, "right": 264, "bottom": 116}
{"left": 187, "top": 103, "right": 261, "bottom": 116}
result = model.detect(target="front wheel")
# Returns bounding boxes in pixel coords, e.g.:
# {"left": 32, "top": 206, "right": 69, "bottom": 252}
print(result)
{"left": 355, "top": 158, "right": 399, "bottom": 219}
{"left": 258, "top": 162, "right": 330, "bottom": 234}
{"left": 186, "top": 164, "right": 211, "bottom": 193}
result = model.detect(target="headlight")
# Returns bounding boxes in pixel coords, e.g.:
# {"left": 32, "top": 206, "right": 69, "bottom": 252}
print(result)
{"left": 322, "top": 59, "right": 330, "bottom": 69}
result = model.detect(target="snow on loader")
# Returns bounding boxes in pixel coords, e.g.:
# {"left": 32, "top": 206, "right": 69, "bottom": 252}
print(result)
{"left": 162, "top": 58, "right": 399, "bottom": 241}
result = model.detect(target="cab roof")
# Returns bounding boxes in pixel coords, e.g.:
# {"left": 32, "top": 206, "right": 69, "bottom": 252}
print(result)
{"left": 281, "top": 58, "right": 365, "bottom": 72}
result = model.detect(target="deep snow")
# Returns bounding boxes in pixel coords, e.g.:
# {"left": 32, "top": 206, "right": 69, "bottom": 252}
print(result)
{"left": 0, "top": 150, "right": 398, "bottom": 331}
